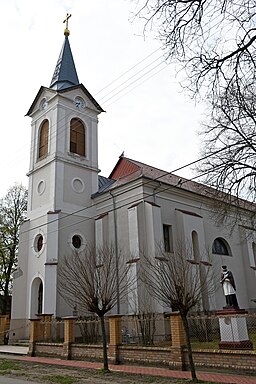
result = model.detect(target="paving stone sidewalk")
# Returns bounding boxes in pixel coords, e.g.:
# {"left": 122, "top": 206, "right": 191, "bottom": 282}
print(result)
{"left": 17, "top": 355, "right": 256, "bottom": 384}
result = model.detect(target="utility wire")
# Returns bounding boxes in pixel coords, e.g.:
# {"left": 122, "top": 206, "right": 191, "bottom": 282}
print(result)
{"left": 4, "top": 47, "right": 167, "bottom": 172}
{"left": 14, "top": 142, "right": 238, "bottom": 250}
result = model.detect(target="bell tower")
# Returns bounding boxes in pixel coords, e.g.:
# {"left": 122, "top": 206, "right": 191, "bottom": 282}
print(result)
{"left": 26, "top": 15, "right": 104, "bottom": 219}
{"left": 10, "top": 16, "right": 104, "bottom": 339}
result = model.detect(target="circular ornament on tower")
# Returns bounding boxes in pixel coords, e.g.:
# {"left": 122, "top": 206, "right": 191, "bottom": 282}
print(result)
{"left": 37, "top": 180, "right": 46, "bottom": 195}
{"left": 72, "top": 177, "right": 85, "bottom": 193}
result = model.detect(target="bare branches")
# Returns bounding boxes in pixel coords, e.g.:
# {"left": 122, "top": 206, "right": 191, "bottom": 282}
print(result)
{"left": 197, "top": 82, "right": 256, "bottom": 204}
{"left": 141, "top": 240, "right": 214, "bottom": 381}
{"left": 142, "top": 240, "right": 213, "bottom": 316}
{"left": 132, "top": 1, "right": 256, "bottom": 214}
{"left": 58, "top": 245, "right": 133, "bottom": 317}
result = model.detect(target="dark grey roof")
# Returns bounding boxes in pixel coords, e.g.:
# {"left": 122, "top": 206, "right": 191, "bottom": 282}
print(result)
{"left": 92, "top": 176, "right": 115, "bottom": 197}
{"left": 50, "top": 36, "right": 79, "bottom": 90}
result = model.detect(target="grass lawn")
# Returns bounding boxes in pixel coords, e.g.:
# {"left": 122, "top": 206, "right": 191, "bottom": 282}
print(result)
{"left": 0, "top": 358, "right": 227, "bottom": 384}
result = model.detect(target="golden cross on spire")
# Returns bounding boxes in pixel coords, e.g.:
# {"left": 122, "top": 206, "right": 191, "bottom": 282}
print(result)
{"left": 63, "top": 13, "right": 72, "bottom": 36}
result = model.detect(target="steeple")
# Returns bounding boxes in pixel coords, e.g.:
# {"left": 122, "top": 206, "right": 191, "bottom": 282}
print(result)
{"left": 50, "top": 14, "right": 79, "bottom": 90}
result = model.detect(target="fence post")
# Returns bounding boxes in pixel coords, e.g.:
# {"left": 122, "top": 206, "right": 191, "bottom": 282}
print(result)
{"left": 38, "top": 314, "right": 53, "bottom": 341}
{"left": 169, "top": 312, "right": 187, "bottom": 370}
{"left": 108, "top": 315, "right": 122, "bottom": 364}
{"left": 62, "top": 317, "right": 76, "bottom": 360}
{"left": 28, "top": 319, "right": 41, "bottom": 356}
{"left": 0, "top": 315, "right": 10, "bottom": 345}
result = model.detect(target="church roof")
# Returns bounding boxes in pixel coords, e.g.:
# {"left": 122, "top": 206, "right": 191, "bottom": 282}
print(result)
{"left": 94, "top": 156, "right": 255, "bottom": 212}
{"left": 109, "top": 156, "right": 193, "bottom": 191}
{"left": 94, "top": 156, "right": 200, "bottom": 198}
{"left": 50, "top": 35, "right": 79, "bottom": 90}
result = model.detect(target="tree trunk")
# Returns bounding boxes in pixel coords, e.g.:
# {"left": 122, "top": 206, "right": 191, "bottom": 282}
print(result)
{"left": 100, "top": 315, "right": 109, "bottom": 372}
{"left": 181, "top": 314, "right": 197, "bottom": 382}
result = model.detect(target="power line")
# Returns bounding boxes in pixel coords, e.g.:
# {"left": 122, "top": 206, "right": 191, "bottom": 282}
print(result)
{"left": 14, "top": 143, "right": 238, "bottom": 249}
{"left": 95, "top": 47, "right": 162, "bottom": 96}
{"left": 4, "top": 47, "right": 167, "bottom": 174}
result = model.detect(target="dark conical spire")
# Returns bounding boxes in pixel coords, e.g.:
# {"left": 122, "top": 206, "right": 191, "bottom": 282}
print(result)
{"left": 50, "top": 16, "right": 79, "bottom": 90}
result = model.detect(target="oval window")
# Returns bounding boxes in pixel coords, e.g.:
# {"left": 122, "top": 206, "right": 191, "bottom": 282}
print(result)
{"left": 72, "top": 235, "right": 82, "bottom": 249}
{"left": 34, "top": 234, "right": 44, "bottom": 253}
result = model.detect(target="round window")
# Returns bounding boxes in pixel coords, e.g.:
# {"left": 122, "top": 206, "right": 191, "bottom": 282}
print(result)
{"left": 34, "top": 234, "right": 44, "bottom": 253}
{"left": 72, "top": 235, "right": 82, "bottom": 249}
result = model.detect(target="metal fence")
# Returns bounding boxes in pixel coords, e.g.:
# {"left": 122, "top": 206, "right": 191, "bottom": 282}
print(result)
{"left": 26, "top": 312, "right": 256, "bottom": 350}
{"left": 188, "top": 312, "right": 256, "bottom": 350}
{"left": 40, "top": 316, "right": 109, "bottom": 344}
{"left": 121, "top": 314, "right": 170, "bottom": 346}
{"left": 120, "top": 312, "right": 256, "bottom": 349}
{"left": 74, "top": 317, "right": 109, "bottom": 344}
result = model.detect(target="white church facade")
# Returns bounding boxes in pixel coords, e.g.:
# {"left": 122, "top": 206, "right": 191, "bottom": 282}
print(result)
{"left": 10, "top": 23, "right": 256, "bottom": 341}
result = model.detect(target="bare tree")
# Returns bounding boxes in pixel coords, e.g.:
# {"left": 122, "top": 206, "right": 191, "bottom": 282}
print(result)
{"left": 132, "top": 1, "right": 256, "bottom": 98}
{"left": 142, "top": 241, "right": 214, "bottom": 382}
{"left": 58, "top": 245, "right": 134, "bottom": 372}
{"left": 132, "top": 1, "right": 256, "bottom": 214}
{"left": 196, "top": 83, "right": 256, "bottom": 225}
{"left": 0, "top": 184, "right": 27, "bottom": 314}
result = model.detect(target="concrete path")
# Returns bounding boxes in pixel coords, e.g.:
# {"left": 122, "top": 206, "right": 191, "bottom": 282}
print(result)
{"left": 0, "top": 345, "right": 28, "bottom": 355}
{"left": 0, "top": 377, "right": 40, "bottom": 384}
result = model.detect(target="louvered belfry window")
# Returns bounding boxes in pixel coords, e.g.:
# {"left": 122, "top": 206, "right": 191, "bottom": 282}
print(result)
{"left": 38, "top": 120, "right": 49, "bottom": 159}
{"left": 70, "top": 118, "right": 85, "bottom": 156}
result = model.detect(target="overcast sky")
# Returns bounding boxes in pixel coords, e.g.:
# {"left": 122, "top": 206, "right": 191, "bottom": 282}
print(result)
{"left": 0, "top": 0, "right": 204, "bottom": 197}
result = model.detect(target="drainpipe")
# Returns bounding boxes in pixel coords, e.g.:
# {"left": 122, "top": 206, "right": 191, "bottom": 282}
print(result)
{"left": 110, "top": 191, "right": 120, "bottom": 314}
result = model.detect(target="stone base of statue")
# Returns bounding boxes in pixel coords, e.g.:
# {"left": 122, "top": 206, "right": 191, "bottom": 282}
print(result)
{"left": 216, "top": 308, "right": 253, "bottom": 350}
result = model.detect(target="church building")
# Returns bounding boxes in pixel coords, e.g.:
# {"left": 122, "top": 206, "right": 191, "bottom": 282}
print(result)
{"left": 10, "top": 20, "right": 256, "bottom": 341}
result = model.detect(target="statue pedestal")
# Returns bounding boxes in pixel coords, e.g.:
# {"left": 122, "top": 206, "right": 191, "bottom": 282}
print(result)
{"left": 216, "top": 308, "right": 253, "bottom": 350}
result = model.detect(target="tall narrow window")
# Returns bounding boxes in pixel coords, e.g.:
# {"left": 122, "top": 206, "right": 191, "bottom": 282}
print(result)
{"left": 38, "top": 120, "right": 49, "bottom": 159}
{"left": 192, "top": 230, "right": 200, "bottom": 262}
{"left": 38, "top": 281, "right": 43, "bottom": 314}
{"left": 163, "top": 225, "right": 173, "bottom": 252}
{"left": 70, "top": 118, "right": 85, "bottom": 156}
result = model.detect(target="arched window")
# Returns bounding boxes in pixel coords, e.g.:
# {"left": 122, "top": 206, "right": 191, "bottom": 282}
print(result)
{"left": 192, "top": 230, "right": 200, "bottom": 262}
{"left": 212, "top": 237, "right": 231, "bottom": 256}
{"left": 38, "top": 120, "right": 49, "bottom": 159}
{"left": 38, "top": 281, "right": 43, "bottom": 314}
{"left": 70, "top": 118, "right": 85, "bottom": 156}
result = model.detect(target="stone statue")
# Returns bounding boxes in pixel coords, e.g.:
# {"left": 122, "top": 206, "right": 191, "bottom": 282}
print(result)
{"left": 220, "top": 265, "right": 239, "bottom": 308}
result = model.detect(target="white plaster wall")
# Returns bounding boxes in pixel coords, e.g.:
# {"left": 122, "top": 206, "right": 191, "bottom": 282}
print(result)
{"left": 93, "top": 180, "right": 256, "bottom": 312}
{"left": 144, "top": 202, "right": 163, "bottom": 257}
{"left": 128, "top": 205, "right": 140, "bottom": 259}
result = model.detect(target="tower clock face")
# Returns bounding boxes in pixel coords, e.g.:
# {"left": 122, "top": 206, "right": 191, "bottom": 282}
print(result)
{"left": 74, "top": 96, "right": 85, "bottom": 109}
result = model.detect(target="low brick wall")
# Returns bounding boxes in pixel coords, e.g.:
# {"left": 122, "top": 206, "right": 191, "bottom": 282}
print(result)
{"left": 192, "top": 349, "right": 256, "bottom": 372}
{"left": 27, "top": 313, "right": 256, "bottom": 372}
{"left": 33, "top": 342, "right": 63, "bottom": 357}
{"left": 29, "top": 342, "right": 256, "bottom": 372}
{"left": 71, "top": 344, "right": 103, "bottom": 360}
{"left": 119, "top": 345, "right": 175, "bottom": 367}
